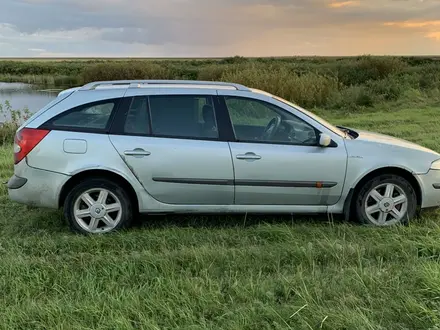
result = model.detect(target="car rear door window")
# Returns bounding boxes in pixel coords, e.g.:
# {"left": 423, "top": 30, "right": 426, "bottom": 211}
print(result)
{"left": 123, "top": 96, "right": 151, "bottom": 135}
{"left": 149, "top": 95, "right": 219, "bottom": 139}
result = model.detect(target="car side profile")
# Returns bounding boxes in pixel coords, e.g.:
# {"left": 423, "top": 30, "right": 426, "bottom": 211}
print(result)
{"left": 6, "top": 80, "right": 440, "bottom": 234}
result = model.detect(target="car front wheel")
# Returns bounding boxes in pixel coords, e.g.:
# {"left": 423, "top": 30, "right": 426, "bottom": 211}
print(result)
{"left": 355, "top": 174, "right": 417, "bottom": 226}
{"left": 64, "top": 178, "right": 133, "bottom": 234}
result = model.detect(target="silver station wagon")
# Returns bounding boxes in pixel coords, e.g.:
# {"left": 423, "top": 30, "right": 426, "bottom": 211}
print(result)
{"left": 6, "top": 80, "right": 440, "bottom": 234}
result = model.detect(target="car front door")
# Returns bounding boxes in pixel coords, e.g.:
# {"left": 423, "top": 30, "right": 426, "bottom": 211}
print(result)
{"left": 218, "top": 91, "right": 348, "bottom": 206}
{"left": 109, "top": 89, "right": 234, "bottom": 205}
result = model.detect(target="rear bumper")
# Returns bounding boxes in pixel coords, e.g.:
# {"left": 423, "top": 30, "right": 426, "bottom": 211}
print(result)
{"left": 7, "top": 175, "right": 27, "bottom": 189}
{"left": 7, "top": 162, "right": 69, "bottom": 209}
{"left": 416, "top": 170, "right": 440, "bottom": 209}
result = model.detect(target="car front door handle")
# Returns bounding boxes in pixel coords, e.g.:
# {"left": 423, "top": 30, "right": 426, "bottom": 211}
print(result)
{"left": 236, "top": 152, "right": 261, "bottom": 160}
{"left": 124, "top": 148, "right": 151, "bottom": 157}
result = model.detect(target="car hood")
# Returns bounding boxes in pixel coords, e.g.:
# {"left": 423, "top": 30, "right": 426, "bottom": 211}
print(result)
{"left": 354, "top": 129, "right": 439, "bottom": 155}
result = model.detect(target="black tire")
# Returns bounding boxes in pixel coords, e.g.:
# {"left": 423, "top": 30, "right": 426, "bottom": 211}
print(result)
{"left": 355, "top": 174, "right": 417, "bottom": 226}
{"left": 64, "top": 178, "right": 133, "bottom": 234}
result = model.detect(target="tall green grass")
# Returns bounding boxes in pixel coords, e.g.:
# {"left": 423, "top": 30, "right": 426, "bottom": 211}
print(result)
{"left": 1, "top": 105, "right": 440, "bottom": 328}
{"left": 0, "top": 101, "right": 29, "bottom": 145}
{"left": 221, "top": 65, "right": 340, "bottom": 108}
{"left": 81, "top": 62, "right": 173, "bottom": 83}
{"left": 2, "top": 56, "right": 440, "bottom": 112}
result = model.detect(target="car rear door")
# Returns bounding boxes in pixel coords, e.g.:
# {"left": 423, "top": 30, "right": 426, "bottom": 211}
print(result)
{"left": 217, "top": 90, "right": 348, "bottom": 206}
{"left": 109, "top": 88, "right": 234, "bottom": 205}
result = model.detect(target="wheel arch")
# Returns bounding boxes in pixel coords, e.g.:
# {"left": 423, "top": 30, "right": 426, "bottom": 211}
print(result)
{"left": 346, "top": 166, "right": 422, "bottom": 219}
{"left": 58, "top": 169, "right": 140, "bottom": 213}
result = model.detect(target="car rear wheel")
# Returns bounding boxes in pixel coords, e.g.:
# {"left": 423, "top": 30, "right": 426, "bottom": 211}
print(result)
{"left": 64, "top": 178, "right": 133, "bottom": 234}
{"left": 355, "top": 174, "right": 417, "bottom": 226}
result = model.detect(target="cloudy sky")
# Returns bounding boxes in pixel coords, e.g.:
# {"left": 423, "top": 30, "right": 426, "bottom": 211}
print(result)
{"left": 0, "top": 0, "right": 439, "bottom": 57}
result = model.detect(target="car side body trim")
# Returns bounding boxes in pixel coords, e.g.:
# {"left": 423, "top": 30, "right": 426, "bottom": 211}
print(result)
{"left": 152, "top": 177, "right": 234, "bottom": 186}
{"left": 235, "top": 180, "right": 337, "bottom": 188}
{"left": 152, "top": 177, "right": 337, "bottom": 188}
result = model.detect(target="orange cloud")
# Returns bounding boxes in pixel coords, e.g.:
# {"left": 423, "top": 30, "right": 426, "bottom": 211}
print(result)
{"left": 328, "top": 1, "right": 359, "bottom": 8}
{"left": 384, "top": 21, "right": 440, "bottom": 28}
{"left": 384, "top": 20, "right": 440, "bottom": 42}
{"left": 426, "top": 32, "right": 440, "bottom": 41}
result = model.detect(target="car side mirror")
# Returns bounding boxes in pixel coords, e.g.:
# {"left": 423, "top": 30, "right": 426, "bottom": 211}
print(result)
{"left": 319, "top": 133, "right": 331, "bottom": 147}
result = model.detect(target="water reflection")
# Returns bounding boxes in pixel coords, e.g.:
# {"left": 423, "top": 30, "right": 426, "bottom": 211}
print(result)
{"left": 0, "top": 82, "right": 59, "bottom": 121}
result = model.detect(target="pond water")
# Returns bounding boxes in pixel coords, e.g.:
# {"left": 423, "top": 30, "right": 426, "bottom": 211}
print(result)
{"left": 0, "top": 82, "right": 59, "bottom": 121}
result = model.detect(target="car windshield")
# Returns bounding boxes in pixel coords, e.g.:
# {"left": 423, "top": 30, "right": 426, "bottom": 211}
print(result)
{"left": 272, "top": 96, "right": 346, "bottom": 138}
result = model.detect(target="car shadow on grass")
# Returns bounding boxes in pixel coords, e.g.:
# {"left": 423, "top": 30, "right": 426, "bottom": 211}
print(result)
{"left": 133, "top": 213, "right": 347, "bottom": 230}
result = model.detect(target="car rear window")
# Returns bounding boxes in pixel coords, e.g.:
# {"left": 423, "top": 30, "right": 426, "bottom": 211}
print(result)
{"left": 50, "top": 100, "right": 117, "bottom": 130}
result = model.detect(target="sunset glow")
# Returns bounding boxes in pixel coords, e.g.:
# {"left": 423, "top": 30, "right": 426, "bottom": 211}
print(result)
{"left": 384, "top": 21, "right": 440, "bottom": 28}
{"left": 328, "top": 1, "right": 360, "bottom": 9}
{"left": 0, "top": 0, "right": 439, "bottom": 57}
{"left": 427, "top": 32, "right": 440, "bottom": 41}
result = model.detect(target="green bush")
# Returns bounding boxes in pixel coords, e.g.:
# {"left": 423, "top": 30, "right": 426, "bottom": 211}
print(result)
{"left": 0, "top": 122, "right": 18, "bottom": 146}
{"left": 219, "top": 56, "right": 248, "bottom": 65}
{"left": 366, "top": 76, "right": 407, "bottom": 101}
{"left": 329, "top": 86, "right": 375, "bottom": 110}
{"left": 221, "top": 65, "right": 340, "bottom": 108}
{"left": 0, "top": 60, "right": 84, "bottom": 76}
{"left": 419, "top": 69, "right": 440, "bottom": 91}
{"left": 336, "top": 56, "right": 408, "bottom": 86}
{"left": 81, "top": 62, "right": 172, "bottom": 83}
{"left": 168, "top": 66, "right": 199, "bottom": 80}
{"left": 0, "top": 101, "right": 29, "bottom": 146}
{"left": 198, "top": 65, "right": 232, "bottom": 81}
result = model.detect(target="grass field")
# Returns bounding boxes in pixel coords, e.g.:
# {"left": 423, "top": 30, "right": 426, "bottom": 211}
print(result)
{"left": 1, "top": 103, "right": 440, "bottom": 329}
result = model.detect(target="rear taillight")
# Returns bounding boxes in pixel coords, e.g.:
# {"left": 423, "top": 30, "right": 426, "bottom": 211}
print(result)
{"left": 14, "top": 128, "right": 50, "bottom": 164}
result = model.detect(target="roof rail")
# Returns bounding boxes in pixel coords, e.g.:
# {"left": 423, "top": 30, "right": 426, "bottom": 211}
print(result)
{"left": 79, "top": 80, "right": 251, "bottom": 91}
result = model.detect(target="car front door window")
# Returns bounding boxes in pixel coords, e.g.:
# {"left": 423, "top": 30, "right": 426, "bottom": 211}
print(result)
{"left": 224, "top": 96, "right": 318, "bottom": 146}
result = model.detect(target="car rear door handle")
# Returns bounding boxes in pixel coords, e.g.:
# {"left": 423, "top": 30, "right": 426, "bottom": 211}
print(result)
{"left": 236, "top": 152, "right": 261, "bottom": 160}
{"left": 124, "top": 149, "right": 151, "bottom": 157}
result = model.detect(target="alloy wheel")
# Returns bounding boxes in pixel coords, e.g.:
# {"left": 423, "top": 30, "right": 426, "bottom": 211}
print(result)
{"left": 364, "top": 183, "right": 408, "bottom": 226}
{"left": 73, "top": 188, "right": 123, "bottom": 233}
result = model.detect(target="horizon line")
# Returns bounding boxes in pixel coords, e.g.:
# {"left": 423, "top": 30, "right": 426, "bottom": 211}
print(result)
{"left": 1, "top": 54, "right": 440, "bottom": 59}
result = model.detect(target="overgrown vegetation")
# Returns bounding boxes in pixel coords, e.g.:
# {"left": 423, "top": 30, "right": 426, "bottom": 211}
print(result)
{"left": 2, "top": 56, "right": 440, "bottom": 112}
{"left": 0, "top": 101, "right": 30, "bottom": 145}
{"left": 1, "top": 105, "right": 440, "bottom": 328}
{"left": 2, "top": 57, "right": 440, "bottom": 328}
